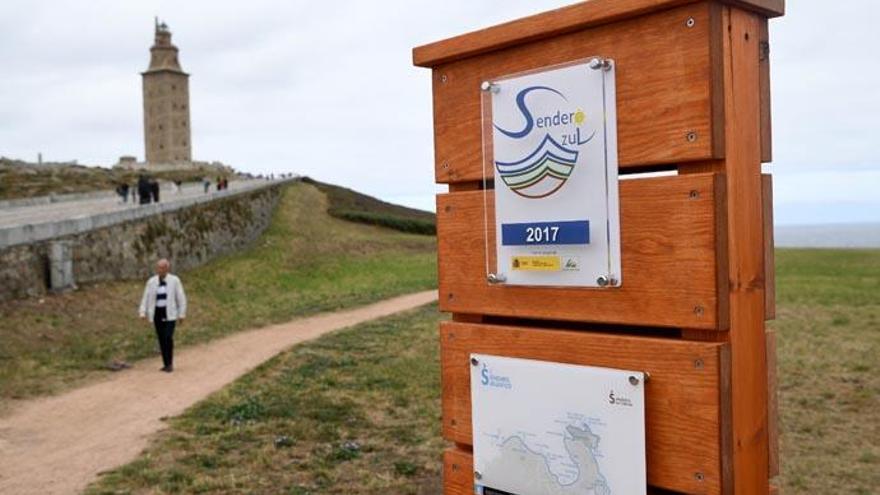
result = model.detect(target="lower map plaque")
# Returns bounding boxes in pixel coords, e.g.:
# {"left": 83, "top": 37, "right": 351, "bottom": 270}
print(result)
{"left": 470, "top": 354, "right": 646, "bottom": 495}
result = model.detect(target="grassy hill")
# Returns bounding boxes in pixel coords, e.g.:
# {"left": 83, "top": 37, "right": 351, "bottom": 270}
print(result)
{"left": 86, "top": 249, "right": 879, "bottom": 494}
{"left": 0, "top": 180, "right": 436, "bottom": 402}
{"left": 302, "top": 177, "right": 436, "bottom": 235}
{"left": 0, "top": 158, "right": 224, "bottom": 200}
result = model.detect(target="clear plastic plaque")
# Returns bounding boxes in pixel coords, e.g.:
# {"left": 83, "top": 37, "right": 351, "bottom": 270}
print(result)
{"left": 481, "top": 57, "right": 621, "bottom": 288}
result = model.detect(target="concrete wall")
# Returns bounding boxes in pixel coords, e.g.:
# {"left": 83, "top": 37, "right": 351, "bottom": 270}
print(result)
{"left": 0, "top": 182, "right": 288, "bottom": 301}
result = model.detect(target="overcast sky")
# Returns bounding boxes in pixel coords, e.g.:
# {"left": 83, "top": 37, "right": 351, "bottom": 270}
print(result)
{"left": 1, "top": 1, "right": 877, "bottom": 225}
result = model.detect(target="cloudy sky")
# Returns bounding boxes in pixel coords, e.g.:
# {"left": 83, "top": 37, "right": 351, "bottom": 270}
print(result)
{"left": 0, "top": 1, "right": 877, "bottom": 225}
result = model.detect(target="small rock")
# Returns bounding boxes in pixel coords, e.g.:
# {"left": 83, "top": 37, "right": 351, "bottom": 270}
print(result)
{"left": 274, "top": 435, "right": 295, "bottom": 448}
{"left": 106, "top": 360, "right": 132, "bottom": 371}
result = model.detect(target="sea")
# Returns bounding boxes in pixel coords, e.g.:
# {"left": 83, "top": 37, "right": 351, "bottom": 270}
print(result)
{"left": 775, "top": 222, "right": 880, "bottom": 248}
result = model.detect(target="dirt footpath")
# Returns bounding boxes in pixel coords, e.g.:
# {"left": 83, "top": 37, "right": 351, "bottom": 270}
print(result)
{"left": 0, "top": 290, "right": 437, "bottom": 495}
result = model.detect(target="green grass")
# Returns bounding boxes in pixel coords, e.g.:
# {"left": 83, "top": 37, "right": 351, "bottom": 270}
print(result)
{"left": 301, "top": 177, "right": 436, "bottom": 235}
{"left": 85, "top": 248, "right": 879, "bottom": 494}
{"left": 772, "top": 249, "right": 879, "bottom": 494}
{"left": 87, "top": 304, "right": 446, "bottom": 495}
{"left": 0, "top": 181, "right": 436, "bottom": 402}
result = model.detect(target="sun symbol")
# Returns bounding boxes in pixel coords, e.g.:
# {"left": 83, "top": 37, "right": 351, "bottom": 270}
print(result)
{"left": 574, "top": 110, "right": 586, "bottom": 125}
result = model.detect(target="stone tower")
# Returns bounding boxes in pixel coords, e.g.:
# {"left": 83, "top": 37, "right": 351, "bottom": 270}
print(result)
{"left": 142, "top": 19, "right": 191, "bottom": 164}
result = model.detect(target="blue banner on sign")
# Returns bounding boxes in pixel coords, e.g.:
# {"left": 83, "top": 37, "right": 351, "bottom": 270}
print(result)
{"left": 501, "top": 220, "right": 590, "bottom": 246}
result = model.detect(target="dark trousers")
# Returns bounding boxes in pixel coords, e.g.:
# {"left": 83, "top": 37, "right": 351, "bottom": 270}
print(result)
{"left": 153, "top": 307, "right": 176, "bottom": 368}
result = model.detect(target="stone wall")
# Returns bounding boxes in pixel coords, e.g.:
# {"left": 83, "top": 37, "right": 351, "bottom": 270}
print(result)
{"left": 0, "top": 183, "right": 285, "bottom": 301}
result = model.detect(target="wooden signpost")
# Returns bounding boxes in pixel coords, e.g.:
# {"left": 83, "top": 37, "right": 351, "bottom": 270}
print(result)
{"left": 414, "top": 0, "right": 784, "bottom": 493}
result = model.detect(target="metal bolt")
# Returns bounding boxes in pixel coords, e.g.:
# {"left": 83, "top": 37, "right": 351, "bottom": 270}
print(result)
{"left": 695, "top": 472, "right": 705, "bottom": 482}
{"left": 694, "top": 358, "right": 704, "bottom": 369}
{"left": 470, "top": 357, "right": 479, "bottom": 366}
{"left": 689, "top": 190, "right": 700, "bottom": 199}
{"left": 686, "top": 17, "right": 696, "bottom": 28}
{"left": 589, "top": 57, "right": 612, "bottom": 71}
{"left": 487, "top": 273, "right": 506, "bottom": 284}
{"left": 628, "top": 375, "right": 640, "bottom": 386}
{"left": 447, "top": 292, "right": 454, "bottom": 300}
{"left": 440, "top": 74, "right": 448, "bottom": 83}
{"left": 444, "top": 205, "right": 452, "bottom": 213}
{"left": 694, "top": 305, "right": 705, "bottom": 316}
{"left": 474, "top": 470, "right": 483, "bottom": 480}
{"left": 442, "top": 162, "right": 450, "bottom": 169}
{"left": 686, "top": 131, "right": 698, "bottom": 142}
{"left": 480, "top": 81, "right": 500, "bottom": 93}
{"left": 597, "top": 275, "right": 610, "bottom": 287}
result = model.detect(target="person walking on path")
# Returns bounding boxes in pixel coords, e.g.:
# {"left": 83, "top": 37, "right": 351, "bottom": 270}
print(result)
{"left": 138, "top": 259, "right": 187, "bottom": 372}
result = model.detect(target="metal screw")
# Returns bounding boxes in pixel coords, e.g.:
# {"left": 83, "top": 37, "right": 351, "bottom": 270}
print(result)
{"left": 689, "top": 190, "right": 700, "bottom": 199}
{"left": 686, "top": 131, "right": 698, "bottom": 142}
{"left": 695, "top": 472, "right": 705, "bottom": 482}
{"left": 480, "top": 81, "right": 500, "bottom": 93}
{"left": 487, "top": 273, "right": 506, "bottom": 284}
{"left": 442, "top": 162, "right": 449, "bottom": 169}
{"left": 470, "top": 357, "right": 479, "bottom": 366}
{"left": 440, "top": 74, "right": 448, "bottom": 83}
{"left": 694, "top": 305, "right": 705, "bottom": 316}
{"left": 447, "top": 292, "right": 454, "bottom": 300}
{"left": 628, "top": 375, "right": 640, "bottom": 386}
{"left": 694, "top": 358, "right": 704, "bottom": 369}
{"left": 589, "top": 57, "right": 612, "bottom": 71}
{"left": 686, "top": 17, "right": 696, "bottom": 28}
{"left": 444, "top": 205, "right": 452, "bottom": 213}
{"left": 597, "top": 275, "right": 609, "bottom": 287}
{"left": 451, "top": 463, "right": 459, "bottom": 472}
{"left": 474, "top": 470, "right": 483, "bottom": 480}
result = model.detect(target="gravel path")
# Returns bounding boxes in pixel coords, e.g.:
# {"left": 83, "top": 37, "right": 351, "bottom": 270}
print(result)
{"left": 0, "top": 290, "right": 437, "bottom": 494}
{"left": 0, "top": 180, "right": 270, "bottom": 229}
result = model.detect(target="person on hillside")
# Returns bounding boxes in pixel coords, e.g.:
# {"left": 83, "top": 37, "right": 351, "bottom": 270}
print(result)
{"left": 137, "top": 175, "right": 151, "bottom": 205}
{"left": 138, "top": 259, "right": 187, "bottom": 372}
{"left": 151, "top": 180, "right": 160, "bottom": 203}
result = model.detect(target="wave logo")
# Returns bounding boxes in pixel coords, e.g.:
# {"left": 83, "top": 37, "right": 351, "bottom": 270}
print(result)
{"left": 494, "top": 86, "right": 595, "bottom": 199}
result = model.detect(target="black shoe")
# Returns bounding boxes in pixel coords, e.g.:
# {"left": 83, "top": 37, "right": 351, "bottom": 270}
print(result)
{"left": 161, "top": 366, "right": 173, "bottom": 372}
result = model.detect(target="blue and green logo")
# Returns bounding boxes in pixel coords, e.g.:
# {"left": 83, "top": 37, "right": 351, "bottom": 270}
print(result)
{"left": 494, "top": 86, "right": 595, "bottom": 199}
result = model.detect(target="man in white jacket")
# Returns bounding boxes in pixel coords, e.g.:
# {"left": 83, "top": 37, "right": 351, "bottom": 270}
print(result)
{"left": 139, "top": 259, "right": 187, "bottom": 372}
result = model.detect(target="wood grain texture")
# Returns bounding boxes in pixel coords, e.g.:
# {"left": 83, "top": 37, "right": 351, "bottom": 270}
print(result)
{"left": 443, "top": 448, "right": 475, "bottom": 495}
{"left": 441, "top": 321, "right": 731, "bottom": 494}
{"left": 437, "top": 173, "right": 726, "bottom": 329}
{"left": 429, "top": 3, "right": 719, "bottom": 184}
{"left": 759, "top": 18, "right": 773, "bottom": 163}
{"left": 767, "top": 328, "right": 779, "bottom": 478}
{"left": 763, "top": 174, "right": 776, "bottom": 320}
{"left": 720, "top": 7, "right": 770, "bottom": 493}
{"left": 413, "top": 0, "right": 784, "bottom": 67}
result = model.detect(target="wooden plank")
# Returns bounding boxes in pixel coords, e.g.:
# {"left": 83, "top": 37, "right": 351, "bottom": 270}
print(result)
{"left": 441, "top": 321, "right": 731, "bottom": 494}
{"left": 443, "top": 448, "right": 475, "bottom": 494}
{"left": 437, "top": 173, "right": 726, "bottom": 329}
{"left": 719, "top": 6, "right": 770, "bottom": 493}
{"left": 429, "top": 3, "right": 720, "bottom": 184}
{"left": 413, "top": 0, "right": 784, "bottom": 67}
{"left": 767, "top": 328, "right": 779, "bottom": 478}
{"left": 759, "top": 18, "right": 773, "bottom": 163}
{"left": 763, "top": 174, "right": 775, "bottom": 319}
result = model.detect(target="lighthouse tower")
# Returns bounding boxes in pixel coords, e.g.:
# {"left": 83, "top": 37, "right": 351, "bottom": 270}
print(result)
{"left": 142, "top": 19, "right": 192, "bottom": 164}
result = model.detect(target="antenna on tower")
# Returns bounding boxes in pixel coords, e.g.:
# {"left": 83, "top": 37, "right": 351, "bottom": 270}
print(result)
{"left": 154, "top": 16, "right": 159, "bottom": 31}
